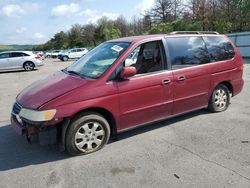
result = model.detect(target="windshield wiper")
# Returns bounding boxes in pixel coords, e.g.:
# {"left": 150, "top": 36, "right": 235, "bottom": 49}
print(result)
{"left": 62, "top": 69, "right": 94, "bottom": 79}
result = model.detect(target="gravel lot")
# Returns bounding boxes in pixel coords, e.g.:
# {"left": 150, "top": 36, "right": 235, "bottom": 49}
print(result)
{"left": 0, "top": 58, "right": 250, "bottom": 188}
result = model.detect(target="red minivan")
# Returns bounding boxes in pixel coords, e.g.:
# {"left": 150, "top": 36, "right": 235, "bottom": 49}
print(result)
{"left": 11, "top": 32, "right": 244, "bottom": 155}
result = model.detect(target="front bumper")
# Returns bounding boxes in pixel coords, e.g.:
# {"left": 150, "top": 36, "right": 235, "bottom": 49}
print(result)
{"left": 11, "top": 112, "right": 59, "bottom": 146}
{"left": 11, "top": 114, "right": 26, "bottom": 135}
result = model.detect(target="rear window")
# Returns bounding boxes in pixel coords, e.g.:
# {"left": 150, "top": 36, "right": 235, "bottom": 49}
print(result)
{"left": 166, "top": 37, "right": 210, "bottom": 69}
{"left": 203, "top": 36, "right": 235, "bottom": 62}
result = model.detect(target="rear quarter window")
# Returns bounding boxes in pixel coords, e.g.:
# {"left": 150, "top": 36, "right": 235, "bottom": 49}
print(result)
{"left": 11, "top": 52, "right": 29, "bottom": 57}
{"left": 203, "top": 36, "right": 235, "bottom": 62}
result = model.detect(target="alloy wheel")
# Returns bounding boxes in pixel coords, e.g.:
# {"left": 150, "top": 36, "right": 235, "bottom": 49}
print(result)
{"left": 214, "top": 89, "right": 227, "bottom": 109}
{"left": 74, "top": 121, "right": 105, "bottom": 152}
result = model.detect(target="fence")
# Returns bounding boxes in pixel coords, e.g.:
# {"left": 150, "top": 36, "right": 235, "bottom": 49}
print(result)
{"left": 227, "top": 32, "right": 250, "bottom": 58}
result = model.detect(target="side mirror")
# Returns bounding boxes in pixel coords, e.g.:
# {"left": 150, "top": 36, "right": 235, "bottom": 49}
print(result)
{"left": 120, "top": 67, "right": 136, "bottom": 79}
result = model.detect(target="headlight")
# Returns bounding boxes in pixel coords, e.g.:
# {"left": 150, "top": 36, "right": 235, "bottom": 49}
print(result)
{"left": 19, "top": 108, "right": 56, "bottom": 122}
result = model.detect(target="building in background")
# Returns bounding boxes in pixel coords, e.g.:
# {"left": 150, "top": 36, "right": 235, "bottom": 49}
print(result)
{"left": 227, "top": 32, "right": 250, "bottom": 58}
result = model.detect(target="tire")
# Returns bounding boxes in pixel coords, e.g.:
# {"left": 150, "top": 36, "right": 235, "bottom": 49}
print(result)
{"left": 23, "top": 61, "right": 35, "bottom": 71}
{"left": 65, "top": 112, "right": 110, "bottom": 155}
{"left": 63, "top": 56, "right": 69, "bottom": 61}
{"left": 208, "top": 84, "right": 230, "bottom": 112}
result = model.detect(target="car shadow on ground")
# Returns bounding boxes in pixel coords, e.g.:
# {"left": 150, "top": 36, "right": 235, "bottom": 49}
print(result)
{"left": 0, "top": 109, "right": 209, "bottom": 171}
{"left": 0, "top": 69, "right": 38, "bottom": 74}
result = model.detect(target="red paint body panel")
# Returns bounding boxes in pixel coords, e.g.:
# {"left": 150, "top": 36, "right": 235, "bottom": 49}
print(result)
{"left": 117, "top": 71, "right": 174, "bottom": 130}
{"left": 15, "top": 34, "right": 244, "bottom": 134}
{"left": 172, "top": 64, "right": 211, "bottom": 114}
{"left": 17, "top": 71, "right": 88, "bottom": 109}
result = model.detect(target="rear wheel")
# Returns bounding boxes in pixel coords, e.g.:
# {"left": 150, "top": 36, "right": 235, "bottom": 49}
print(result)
{"left": 208, "top": 84, "right": 230, "bottom": 112}
{"left": 65, "top": 112, "right": 110, "bottom": 155}
{"left": 23, "top": 62, "right": 35, "bottom": 71}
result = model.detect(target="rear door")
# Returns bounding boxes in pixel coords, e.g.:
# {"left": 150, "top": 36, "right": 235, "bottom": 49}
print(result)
{"left": 10, "top": 52, "right": 27, "bottom": 68}
{"left": 116, "top": 40, "right": 174, "bottom": 131}
{"left": 165, "top": 36, "right": 211, "bottom": 114}
{"left": 0, "top": 52, "right": 12, "bottom": 70}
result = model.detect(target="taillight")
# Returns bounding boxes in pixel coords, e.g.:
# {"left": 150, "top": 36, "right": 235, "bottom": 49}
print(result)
{"left": 35, "top": 56, "right": 40, "bottom": 59}
{"left": 240, "top": 64, "right": 244, "bottom": 71}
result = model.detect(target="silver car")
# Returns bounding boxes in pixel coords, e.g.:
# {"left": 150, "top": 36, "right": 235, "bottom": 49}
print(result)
{"left": 0, "top": 51, "right": 44, "bottom": 72}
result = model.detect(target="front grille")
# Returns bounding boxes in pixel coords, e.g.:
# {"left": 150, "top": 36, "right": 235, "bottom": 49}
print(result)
{"left": 12, "top": 102, "right": 22, "bottom": 115}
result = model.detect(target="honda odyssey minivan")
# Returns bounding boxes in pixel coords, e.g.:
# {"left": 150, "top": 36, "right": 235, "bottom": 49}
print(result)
{"left": 11, "top": 32, "right": 244, "bottom": 155}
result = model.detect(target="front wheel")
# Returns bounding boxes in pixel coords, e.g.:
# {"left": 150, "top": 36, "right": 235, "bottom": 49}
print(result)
{"left": 65, "top": 112, "right": 110, "bottom": 155}
{"left": 208, "top": 84, "right": 230, "bottom": 112}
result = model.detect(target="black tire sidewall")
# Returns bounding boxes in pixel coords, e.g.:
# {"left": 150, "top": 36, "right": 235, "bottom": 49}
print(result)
{"left": 65, "top": 113, "right": 110, "bottom": 155}
{"left": 63, "top": 56, "right": 68, "bottom": 61}
{"left": 209, "top": 85, "right": 230, "bottom": 112}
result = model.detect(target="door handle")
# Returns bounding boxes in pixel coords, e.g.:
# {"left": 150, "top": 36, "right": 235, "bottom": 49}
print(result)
{"left": 177, "top": 75, "right": 186, "bottom": 81}
{"left": 162, "top": 79, "right": 171, "bottom": 85}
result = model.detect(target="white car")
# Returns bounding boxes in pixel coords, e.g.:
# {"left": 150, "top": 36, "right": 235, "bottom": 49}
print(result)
{"left": 45, "top": 51, "right": 52, "bottom": 58}
{"left": 0, "top": 51, "right": 44, "bottom": 71}
{"left": 58, "top": 48, "right": 88, "bottom": 61}
{"left": 51, "top": 50, "right": 61, "bottom": 58}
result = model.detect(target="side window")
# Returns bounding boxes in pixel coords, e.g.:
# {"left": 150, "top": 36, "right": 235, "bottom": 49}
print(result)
{"left": 11, "top": 52, "right": 23, "bottom": 58}
{"left": 124, "top": 41, "right": 165, "bottom": 75}
{"left": 71, "top": 49, "right": 77, "bottom": 53}
{"left": 0, "top": 53, "right": 10, "bottom": 59}
{"left": 203, "top": 37, "right": 235, "bottom": 62}
{"left": 166, "top": 37, "right": 210, "bottom": 70}
{"left": 77, "top": 49, "right": 82, "bottom": 52}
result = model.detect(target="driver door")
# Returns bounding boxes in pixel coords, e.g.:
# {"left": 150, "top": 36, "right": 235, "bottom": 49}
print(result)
{"left": 117, "top": 40, "right": 174, "bottom": 131}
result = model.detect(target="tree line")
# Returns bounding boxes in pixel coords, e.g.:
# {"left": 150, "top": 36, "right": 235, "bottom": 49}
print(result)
{"left": 34, "top": 0, "right": 250, "bottom": 51}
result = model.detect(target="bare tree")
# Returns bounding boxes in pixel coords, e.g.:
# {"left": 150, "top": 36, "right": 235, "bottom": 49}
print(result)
{"left": 81, "top": 24, "right": 97, "bottom": 46}
{"left": 147, "top": 0, "right": 178, "bottom": 22}
{"left": 115, "top": 16, "right": 129, "bottom": 37}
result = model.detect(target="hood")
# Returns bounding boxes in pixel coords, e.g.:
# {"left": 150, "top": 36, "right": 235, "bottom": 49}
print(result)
{"left": 17, "top": 71, "right": 88, "bottom": 109}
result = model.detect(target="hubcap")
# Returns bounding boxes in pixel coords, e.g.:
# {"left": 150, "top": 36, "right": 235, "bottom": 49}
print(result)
{"left": 214, "top": 89, "right": 227, "bottom": 109}
{"left": 25, "top": 63, "right": 33, "bottom": 70}
{"left": 75, "top": 122, "right": 105, "bottom": 152}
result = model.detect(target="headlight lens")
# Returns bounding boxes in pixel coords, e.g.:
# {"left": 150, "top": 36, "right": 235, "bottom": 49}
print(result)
{"left": 19, "top": 108, "right": 56, "bottom": 122}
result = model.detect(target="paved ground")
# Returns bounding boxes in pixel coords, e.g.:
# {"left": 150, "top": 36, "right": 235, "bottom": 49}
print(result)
{"left": 0, "top": 59, "right": 250, "bottom": 188}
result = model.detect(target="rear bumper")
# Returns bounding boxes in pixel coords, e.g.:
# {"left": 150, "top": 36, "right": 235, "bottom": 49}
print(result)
{"left": 34, "top": 60, "right": 44, "bottom": 67}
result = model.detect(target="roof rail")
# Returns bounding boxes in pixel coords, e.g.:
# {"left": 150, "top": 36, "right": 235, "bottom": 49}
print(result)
{"left": 169, "top": 31, "right": 219, "bottom": 35}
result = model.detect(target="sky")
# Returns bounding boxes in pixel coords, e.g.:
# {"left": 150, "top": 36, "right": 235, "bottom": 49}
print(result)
{"left": 0, "top": 0, "right": 155, "bottom": 45}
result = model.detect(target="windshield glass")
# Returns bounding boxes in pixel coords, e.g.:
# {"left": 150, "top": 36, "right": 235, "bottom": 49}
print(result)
{"left": 66, "top": 42, "right": 130, "bottom": 79}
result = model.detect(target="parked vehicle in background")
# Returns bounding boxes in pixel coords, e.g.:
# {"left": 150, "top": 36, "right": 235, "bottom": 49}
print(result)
{"left": 57, "top": 49, "right": 70, "bottom": 60}
{"left": 58, "top": 48, "right": 88, "bottom": 61}
{"left": 11, "top": 32, "right": 244, "bottom": 155}
{"left": 0, "top": 51, "right": 44, "bottom": 71}
{"left": 51, "top": 50, "right": 61, "bottom": 58}
{"left": 45, "top": 51, "right": 52, "bottom": 58}
{"left": 125, "top": 49, "right": 139, "bottom": 66}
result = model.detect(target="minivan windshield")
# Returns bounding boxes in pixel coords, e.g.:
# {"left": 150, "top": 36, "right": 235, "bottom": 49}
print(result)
{"left": 65, "top": 42, "right": 130, "bottom": 79}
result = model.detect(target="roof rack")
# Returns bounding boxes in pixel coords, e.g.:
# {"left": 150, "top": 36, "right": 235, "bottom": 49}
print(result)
{"left": 169, "top": 31, "right": 219, "bottom": 35}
